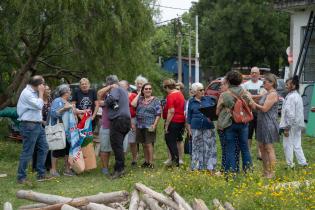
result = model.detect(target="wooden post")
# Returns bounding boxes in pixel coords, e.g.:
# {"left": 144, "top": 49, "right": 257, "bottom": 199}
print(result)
{"left": 138, "top": 201, "right": 146, "bottom": 210}
{"left": 164, "top": 187, "right": 192, "bottom": 210}
{"left": 135, "top": 183, "right": 179, "bottom": 210}
{"left": 83, "top": 203, "right": 116, "bottom": 210}
{"left": 19, "top": 204, "right": 48, "bottom": 209}
{"left": 129, "top": 190, "right": 140, "bottom": 210}
{"left": 61, "top": 204, "right": 80, "bottom": 210}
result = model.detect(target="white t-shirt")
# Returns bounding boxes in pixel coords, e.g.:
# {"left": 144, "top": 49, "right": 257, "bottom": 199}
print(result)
{"left": 242, "top": 80, "right": 263, "bottom": 95}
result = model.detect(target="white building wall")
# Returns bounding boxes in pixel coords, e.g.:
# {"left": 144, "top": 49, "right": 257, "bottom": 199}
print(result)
{"left": 290, "top": 8, "right": 315, "bottom": 78}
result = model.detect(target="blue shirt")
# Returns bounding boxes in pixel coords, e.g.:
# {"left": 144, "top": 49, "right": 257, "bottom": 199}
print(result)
{"left": 50, "top": 97, "right": 66, "bottom": 126}
{"left": 187, "top": 96, "right": 215, "bottom": 129}
{"left": 17, "top": 85, "right": 44, "bottom": 122}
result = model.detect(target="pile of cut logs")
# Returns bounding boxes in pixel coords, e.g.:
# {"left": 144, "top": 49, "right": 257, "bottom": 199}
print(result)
{"left": 3, "top": 183, "right": 234, "bottom": 210}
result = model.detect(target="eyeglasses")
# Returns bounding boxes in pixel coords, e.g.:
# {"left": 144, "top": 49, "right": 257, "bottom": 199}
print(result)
{"left": 144, "top": 88, "right": 152, "bottom": 90}
{"left": 198, "top": 89, "right": 205, "bottom": 92}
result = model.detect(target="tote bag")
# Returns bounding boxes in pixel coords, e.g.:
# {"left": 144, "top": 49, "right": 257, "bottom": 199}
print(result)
{"left": 45, "top": 118, "right": 66, "bottom": 151}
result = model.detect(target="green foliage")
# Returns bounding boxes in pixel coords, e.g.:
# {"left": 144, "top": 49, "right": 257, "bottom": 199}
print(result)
{"left": 0, "top": 0, "right": 166, "bottom": 96}
{"left": 192, "top": 0, "right": 290, "bottom": 76}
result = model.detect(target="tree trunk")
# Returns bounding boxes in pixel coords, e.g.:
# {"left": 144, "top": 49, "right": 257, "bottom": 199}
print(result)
{"left": 137, "top": 201, "right": 146, "bottom": 210}
{"left": 192, "top": 199, "right": 209, "bottom": 210}
{"left": 16, "top": 190, "right": 129, "bottom": 205}
{"left": 134, "top": 183, "right": 179, "bottom": 210}
{"left": 19, "top": 204, "right": 48, "bottom": 209}
{"left": 129, "top": 190, "right": 140, "bottom": 210}
{"left": 142, "top": 194, "right": 163, "bottom": 210}
{"left": 164, "top": 187, "right": 192, "bottom": 210}
{"left": 19, "top": 198, "right": 88, "bottom": 210}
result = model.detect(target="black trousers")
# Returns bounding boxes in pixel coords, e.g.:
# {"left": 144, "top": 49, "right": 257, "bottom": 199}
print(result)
{"left": 110, "top": 117, "right": 131, "bottom": 172}
{"left": 165, "top": 122, "right": 185, "bottom": 165}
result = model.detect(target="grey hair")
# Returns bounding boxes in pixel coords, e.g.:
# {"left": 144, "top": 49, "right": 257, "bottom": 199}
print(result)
{"left": 135, "top": 75, "right": 148, "bottom": 84}
{"left": 191, "top": 82, "right": 204, "bottom": 95}
{"left": 57, "top": 84, "right": 71, "bottom": 97}
{"left": 105, "top": 75, "right": 119, "bottom": 85}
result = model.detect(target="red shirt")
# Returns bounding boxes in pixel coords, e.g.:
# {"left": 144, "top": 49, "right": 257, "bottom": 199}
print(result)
{"left": 163, "top": 91, "right": 185, "bottom": 123}
{"left": 129, "top": 93, "right": 137, "bottom": 118}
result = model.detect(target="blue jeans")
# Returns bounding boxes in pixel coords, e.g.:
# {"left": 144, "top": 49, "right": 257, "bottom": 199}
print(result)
{"left": 17, "top": 122, "right": 49, "bottom": 181}
{"left": 224, "top": 123, "right": 252, "bottom": 172}
{"left": 218, "top": 130, "right": 226, "bottom": 171}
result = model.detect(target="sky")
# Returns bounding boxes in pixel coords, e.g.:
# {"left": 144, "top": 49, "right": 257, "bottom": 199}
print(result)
{"left": 156, "top": 0, "right": 195, "bottom": 23}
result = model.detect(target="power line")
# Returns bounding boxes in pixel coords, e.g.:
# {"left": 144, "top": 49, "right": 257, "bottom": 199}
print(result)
{"left": 155, "top": 17, "right": 180, "bottom": 25}
{"left": 150, "top": 4, "right": 190, "bottom": 11}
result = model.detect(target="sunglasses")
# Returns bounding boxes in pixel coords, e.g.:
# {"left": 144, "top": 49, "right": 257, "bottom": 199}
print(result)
{"left": 144, "top": 88, "right": 152, "bottom": 90}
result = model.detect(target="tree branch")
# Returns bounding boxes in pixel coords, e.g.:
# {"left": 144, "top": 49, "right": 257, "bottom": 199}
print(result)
{"left": 38, "top": 60, "right": 82, "bottom": 79}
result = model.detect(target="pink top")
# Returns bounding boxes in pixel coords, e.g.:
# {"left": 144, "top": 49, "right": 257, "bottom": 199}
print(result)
{"left": 102, "top": 106, "right": 110, "bottom": 129}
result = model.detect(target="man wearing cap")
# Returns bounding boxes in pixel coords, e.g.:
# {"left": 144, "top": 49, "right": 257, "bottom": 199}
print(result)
{"left": 242, "top": 67, "right": 264, "bottom": 160}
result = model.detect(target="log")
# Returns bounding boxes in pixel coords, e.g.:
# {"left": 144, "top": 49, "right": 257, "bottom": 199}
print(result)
{"left": 4, "top": 202, "right": 13, "bottom": 210}
{"left": 164, "top": 186, "right": 192, "bottom": 210}
{"left": 211, "top": 199, "right": 224, "bottom": 210}
{"left": 142, "top": 194, "right": 163, "bottom": 210}
{"left": 108, "top": 203, "right": 127, "bottom": 210}
{"left": 19, "top": 203, "right": 48, "bottom": 209}
{"left": 135, "top": 183, "right": 179, "bottom": 210}
{"left": 129, "top": 190, "right": 140, "bottom": 210}
{"left": 16, "top": 190, "right": 129, "bottom": 205}
{"left": 61, "top": 204, "right": 79, "bottom": 210}
{"left": 192, "top": 199, "right": 209, "bottom": 210}
{"left": 138, "top": 201, "right": 146, "bottom": 210}
{"left": 82, "top": 191, "right": 129, "bottom": 204}
{"left": 20, "top": 198, "right": 89, "bottom": 210}
{"left": 223, "top": 202, "right": 235, "bottom": 210}
{"left": 83, "top": 203, "right": 116, "bottom": 210}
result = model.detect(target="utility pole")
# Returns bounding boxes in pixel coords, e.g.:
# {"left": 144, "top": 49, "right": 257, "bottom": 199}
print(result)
{"left": 188, "top": 26, "right": 192, "bottom": 87}
{"left": 177, "top": 18, "right": 183, "bottom": 83}
{"left": 195, "top": 15, "right": 199, "bottom": 83}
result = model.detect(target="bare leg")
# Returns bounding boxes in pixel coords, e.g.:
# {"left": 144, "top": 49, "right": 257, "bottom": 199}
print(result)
{"left": 146, "top": 143, "right": 154, "bottom": 164}
{"left": 177, "top": 141, "right": 184, "bottom": 164}
{"left": 130, "top": 143, "right": 138, "bottom": 163}
{"left": 50, "top": 157, "right": 58, "bottom": 175}
{"left": 259, "top": 144, "right": 268, "bottom": 177}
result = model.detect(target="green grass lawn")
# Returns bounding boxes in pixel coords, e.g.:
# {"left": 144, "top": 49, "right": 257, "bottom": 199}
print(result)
{"left": 0, "top": 121, "right": 314, "bottom": 209}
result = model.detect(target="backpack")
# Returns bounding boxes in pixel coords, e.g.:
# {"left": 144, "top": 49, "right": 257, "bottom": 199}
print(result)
{"left": 229, "top": 90, "right": 253, "bottom": 123}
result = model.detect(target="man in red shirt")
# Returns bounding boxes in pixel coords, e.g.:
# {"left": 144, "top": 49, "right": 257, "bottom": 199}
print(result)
{"left": 163, "top": 79, "right": 185, "bottom": 167}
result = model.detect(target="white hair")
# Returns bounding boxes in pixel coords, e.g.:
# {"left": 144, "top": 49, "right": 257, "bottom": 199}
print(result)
{"left": 135, "top": 75, "right": 148, "bottom": 84}
{"left": 191, "top": 82, "right": 204, "bottom": 95}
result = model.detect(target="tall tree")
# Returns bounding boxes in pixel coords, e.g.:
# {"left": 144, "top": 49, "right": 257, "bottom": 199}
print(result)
{"left": 191, "top": 0, "right": 289, "bottom": 76}
{"left": 0, "top": 0, "right": 160, "bottom": 109}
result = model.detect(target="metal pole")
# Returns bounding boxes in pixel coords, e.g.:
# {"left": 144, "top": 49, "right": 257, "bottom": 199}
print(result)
{"left": 188, "top": 26, "right": 192, "bottom": 87}
{"left": 195, "top": 15, "right": 199, "bottom": 83}
{"left": 177, "top": 19, "right": 183, "bottom": 83}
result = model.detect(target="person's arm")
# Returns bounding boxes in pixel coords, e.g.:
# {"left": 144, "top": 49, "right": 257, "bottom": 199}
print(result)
{"left": 216, "top": 95, "right": 224, "bottom": 115}
{"left": 152, "top": 100, "right": 162, "bottom": 130}
{"left": 105, "top": 87, "right": 120, "bottom": 107}
{"left": 97, "top": 85, "right": 112, "bottom": 100}
{"left": 165, "top": 108, "right": 175, "bottom": 133}
{"left": 186, "top": 101, "right": 192, "bottom": 136}
{"left": 25, "top": 85, "right": 45, "bottom": 110}
{"left": 92, "top": 100, "right": 99, "bottom": 120}
{"left": 131, "top": 93, "right": 141, "bottom": 108}
{"left": 252, "top": 92, "right": 278, "bottom": 112}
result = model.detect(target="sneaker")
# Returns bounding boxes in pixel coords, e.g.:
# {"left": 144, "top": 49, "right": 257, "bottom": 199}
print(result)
{"left": 50, "top": 171, "right": 60, "bottom": 177}
{"left": 164, "top": 159, "right": 172, "bottom": 167}
{"left": 37, "top": 175, "right": 54, "bottom": 182}
{"left": 101, "top": 168, "right": 110, "bottom": 175}
{"left": 141, "top": 162, "right": 149, "bottom": 168}
{"left": 147, "top": 163, "right": 154, "bottom": 169}
{"left": 301, "top": 163, "right": 308, "bottom": 168}
{"left": 131, "top": 161, "right": 137, "bottom": 167}
{"left": 63, "top": 170, "right": 75, "bottom": 177}
{"left": 17, "top": 179, "right": 31, "bottom": 184}
{"left": 111, "top": 170, "right": 125, "bottom": 180}
{"left": 179, "top": 159, "right": 184, "bottom": 165}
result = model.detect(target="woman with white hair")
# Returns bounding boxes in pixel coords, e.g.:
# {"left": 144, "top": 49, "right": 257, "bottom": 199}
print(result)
{"left": 50, "top": 84, "right": 76, "bottom": 176}
{"left": 187, "top": 82, "right": 217, "bottom": 171}
{"left": 134, "top": 75, "right": 148, "bottom": 93}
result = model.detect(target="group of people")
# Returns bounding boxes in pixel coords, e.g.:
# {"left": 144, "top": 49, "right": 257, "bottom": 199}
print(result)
{"left": 16, "top": 67, "right": 308, "bottom": 183}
